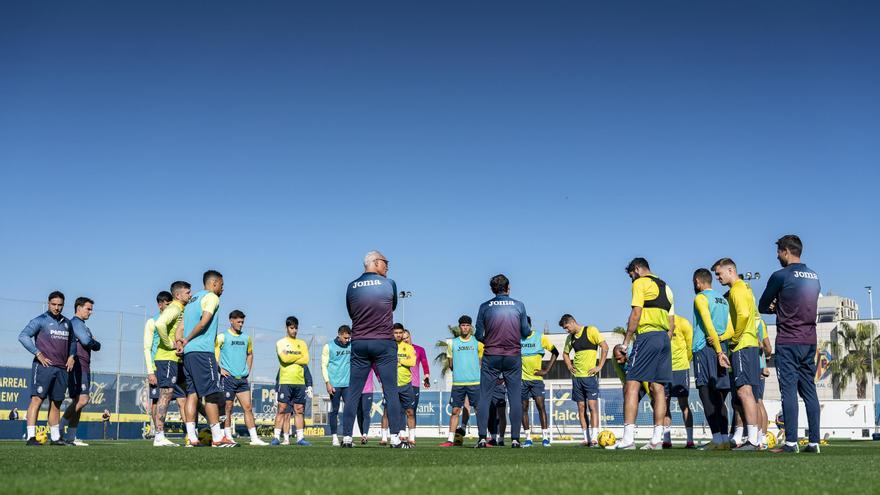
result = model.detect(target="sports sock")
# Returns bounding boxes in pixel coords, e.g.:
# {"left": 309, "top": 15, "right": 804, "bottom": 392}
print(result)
{"left": 273, "top": 428, "right": 281, "bottom": 440}
{"left": 786, "top": 441, "right": 798, "bottom": 447}
{"left": 186, "top": 422, "right": 197, "bottom": 441}
{"left": 332, "top": 434, "right": 339, "bottom": 442}
{"left": 210, "top": 423, "right": 223, "bottom": 443}
{"left": 27, "top": 425, "right": 36, "bottom": 439}
{"left": 381, "top": 429, "right": 389, "bottom": 441}
{"left": 588, "top": 427, "right": 595, "bottom": 443}
{"left": 50, "top": 425, "right": 60, "bottom": 442}
{"left": 155, "top": 432, "right": 165, "bottom": 442}
{"left": 762, "top": 432, "right": 769, "bottom": 445}
{"left": 623, "top": 424, "right": 635, "bottom": 445}
{"left": 523, "top": 429, "right": 530, "bottom": 440}
{"left": 447, "top": 431, "right": 454, "bottom": 442}
{"left": 249, "top": 427, "right": 259, "bottom": 441}
{"left": 542, "top": 429, "right": 549, "bottom": 440}
{"left": 582, "top": 429, "right": 589, "bottom": 442}
{"left": 663, "top": 426, "right": 671, "bottom": 443}
{"left": 343, "top": 436, "right": 353, "bottom": 444}
{"left": 732, "top": 426, "right": 744, "bottom": 444}
{"left": 224, "top": 427, "right": 233, "bottom": 439}
{"left": 495, "top": 433, "right": 501, "bottom": 442}
{"left": 296, "top": 429, "right": 304, "bottom": 442}
{"left": 283, "top": 432, "right": 290, "bottom": 443}
{"left": 651, "top": 425, "right": 663, "bottom": 444}
{"left": 747, "top": 425, "right": 759, "bottom": 446}
{"left": 686, "top": 427, "right": 693, "bottom": 443}
{"left": 390, "top": 433, "right": 401, "bottom": 446}
{"left": 808, "top": 442, "right": 819, "bottom": 448}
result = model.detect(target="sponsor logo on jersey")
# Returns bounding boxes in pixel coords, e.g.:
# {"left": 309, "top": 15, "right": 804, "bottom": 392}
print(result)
{"left": 793, "top": 271, "right": 818, "bottom": 280}
{"left": 489, "top": 300, "right": 515, "bottom": 306}
{"left": 352, "top": 280, "right": 382, "bottom": 288}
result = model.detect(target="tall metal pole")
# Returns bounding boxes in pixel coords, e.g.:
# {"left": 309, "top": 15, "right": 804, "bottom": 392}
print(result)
{"left": 115, "top": 312, "right": 123, "bottom": 440}
{"left": 866, "top": 286, "right": 876, "bottom": 432}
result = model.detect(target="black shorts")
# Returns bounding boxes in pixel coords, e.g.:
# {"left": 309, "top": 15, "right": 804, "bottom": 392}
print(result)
{"left": 450, "top": 385, "right": 480, "bottom": 409}
{"left": 277, "top": 384, "right": 307, "bottom": 406}
{"left": 521, "top": 380, "right": 545, "bottom": 401}
{"left": 665, "top": 369, "right": 689, "bottom": 398}
{"left": 627, "top": 331, "right": 672, "bottom": 383}
{"left": 398, "top": 384, "right": 415, "bottom": 411}
{"left": 572, "top": 376, "right": 599, "bottom": 402}
{"left": 731, "top": 347, "right": 760, "bottom": 389}
{"left": 68, "top": 361, "right": 91, "bottom": 398}
{"left": 223, "top": 376, "right": 250, "bottom": 400}
{"left": 31, "top": 361, "right": 67, "bottom": 402}
{"left": 155, "top": 360, "right": 187, "bottom": 399}
{"left": 183, "top": 351, "right": 222, "bottom": 397}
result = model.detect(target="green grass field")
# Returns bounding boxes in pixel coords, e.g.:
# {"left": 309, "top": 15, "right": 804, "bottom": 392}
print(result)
{"left": 1, "top": 438, "right": 878, "bottom": 494}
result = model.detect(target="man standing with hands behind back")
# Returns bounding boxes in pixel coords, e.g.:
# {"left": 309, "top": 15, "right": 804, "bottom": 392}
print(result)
{"left": 759, "top": 235, "right": 821, "bottom": 454}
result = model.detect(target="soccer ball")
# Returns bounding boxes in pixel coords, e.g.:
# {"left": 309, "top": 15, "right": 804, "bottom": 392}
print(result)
{"left": 765, "top": 431, "right": 777, "bottom": 449}
{"left": 198, "top": 427, "right": 213, "bottom": 445}
{"left": 597, "top": 430, "right": 616, "bottom": 447}
{"left": 35, "top": 430, "right": 48, "bottom": 445}
{"left": 798, "top": 438, "right": 809, "bottom": 447}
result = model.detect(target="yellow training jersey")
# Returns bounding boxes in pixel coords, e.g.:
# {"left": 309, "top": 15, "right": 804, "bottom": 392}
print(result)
{"left": 153, "top": 300, "right": 184, "bottom": 362}
{"left": 276, "top": 337, "right": 309, "bottom": 385}
{"left": 727, "top": 279, "right": 759, "bottom": 351}
{"left": 143, "top": 317, "right": 158, "bottom": 373}
{"left": 522, "top": 334, "right": 555, "bottom": 381}
{"left": 564, "top": 325, "right": 605, "bottom": 377}
{"left": 631, "top": 274, "right": 675, "bottom": 334}
{"left": 397, "top": 341, "right": 416, "bottom": 387}
{"left": 671, "top": 315, "right": 693, "bottom": 371}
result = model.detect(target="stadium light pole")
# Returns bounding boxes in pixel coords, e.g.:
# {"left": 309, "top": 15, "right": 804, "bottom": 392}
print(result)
{"left": 866, "top": 286, "right": 876, "bottom": 432}
{"left": 742, "top": 272, "right": 761, "bottom": 287}
{"left": 134, "top": 305, "right": 148, "bottom": 374}
{"left": 115, "top": 312, "right": 123, "bottom": 440}
{"left": 399, "top": 291, "right": 413, "bottom": 327}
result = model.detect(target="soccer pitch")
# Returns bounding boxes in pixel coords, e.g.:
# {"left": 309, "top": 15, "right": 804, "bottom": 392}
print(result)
{"left": 1, "top": 439, "right": 878, "bottom": 494}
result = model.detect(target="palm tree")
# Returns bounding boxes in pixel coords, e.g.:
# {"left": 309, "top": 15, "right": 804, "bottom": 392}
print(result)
{"left": 611, "top": 326, "right": 626, "bottom": 337}
{"left": 822, "top": 321, "right": 880, "bottom": 399}
{"left": 434, "top": 325, "right": 462, "bottom": 378}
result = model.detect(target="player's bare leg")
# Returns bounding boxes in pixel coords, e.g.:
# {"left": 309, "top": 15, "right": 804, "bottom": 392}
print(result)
{"left": 293, "top": 403, "right": 310, "bottom": 445}
{"left": 577, "top": 401, "right": 588, "bottom": 445}
{"left": 613, "top": 380, "right": 642, "bottom": 449}
{"left": 534, "top": 396, "right": 551, "bottom": 446}
{"left": 520, "top": 399, "right": 531, "bottom": 445}
{"left": 640, "top": 382, "right": 667, "bottom": 449}
{"left": 26, "top": 396, "right": 44, "bottom": 442}
{"left": 151, "top": 389, "right": 178, "bottom": 446}
{"left": 733, "top": 385, "right": 760, "bottom": 450}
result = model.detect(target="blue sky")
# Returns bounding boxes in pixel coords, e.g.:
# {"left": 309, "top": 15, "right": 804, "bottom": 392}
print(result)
{"left": 1, "top": 1, "right": 878, "bottom": 380}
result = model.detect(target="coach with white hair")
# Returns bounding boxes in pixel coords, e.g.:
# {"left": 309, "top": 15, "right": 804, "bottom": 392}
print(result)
{"left": 340, "top": 251, "right": 404, "bottom": 448}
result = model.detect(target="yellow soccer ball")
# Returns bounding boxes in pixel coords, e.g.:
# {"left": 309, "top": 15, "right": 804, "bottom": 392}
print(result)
{"left": 765, "top": 431, "right": 777, "bottom": 449}
{"left": 35, "top": 430, "right": 48, "bottom": 445}
{"left": 597, "top": 430, "right": 616, "bottom": 447}
{"left": 798, "top": 438, "right": 809, "bottom": 447}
